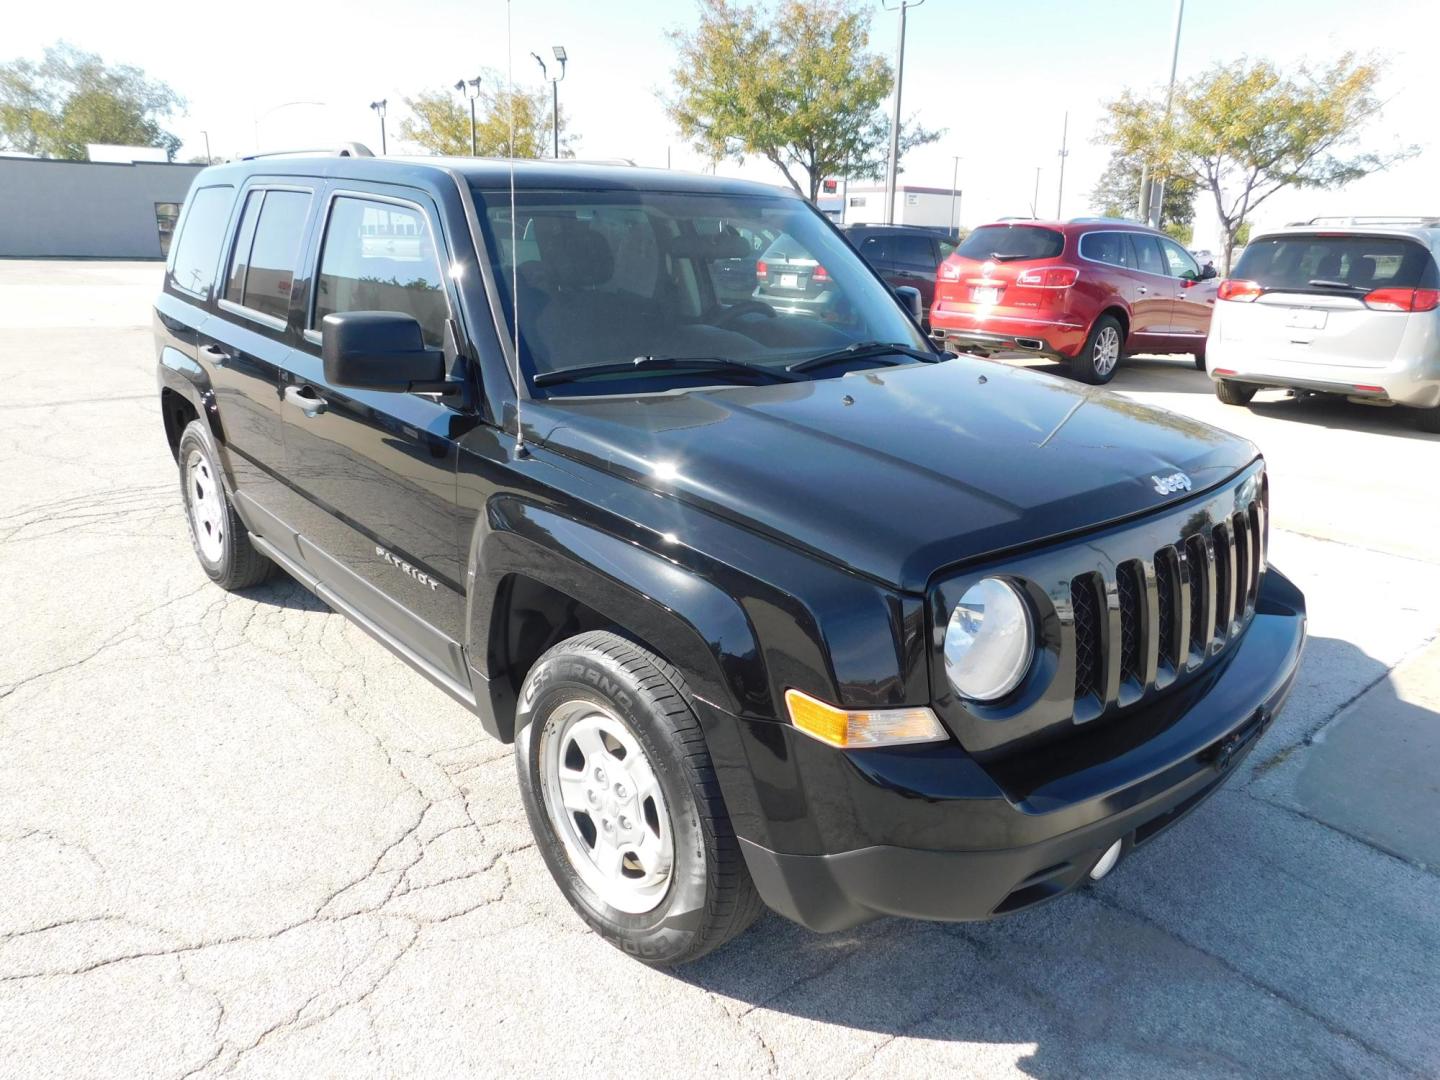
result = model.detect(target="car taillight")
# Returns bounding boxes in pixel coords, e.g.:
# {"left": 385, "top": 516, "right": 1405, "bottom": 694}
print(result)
{"left": 939, "top": 260, "right": 962, "bottom": 282}
{"left": 1015, "top": 266, "right": 1078, "bottom": 288}
{"left": 813, "top": 264, "right": 829, "bottom": 282}
{"left": 755, "top": 260, "right": 768, "bottom": 278}
{"left": 1364, "top": 287, "right": 1440, "bottom": 312}
{"left": 1218, "top": 279, "right": 1262, "bottom": 302}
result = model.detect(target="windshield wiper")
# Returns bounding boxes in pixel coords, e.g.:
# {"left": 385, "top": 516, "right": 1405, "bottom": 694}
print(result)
{"left": 533, "top": 355, "right": 801, "bottom": 388}
{"left": 787, "top": 340, "right": 940, "bottom": 374}
{"left": 1307, "top": 279, "right": 1367, "bottom": 291}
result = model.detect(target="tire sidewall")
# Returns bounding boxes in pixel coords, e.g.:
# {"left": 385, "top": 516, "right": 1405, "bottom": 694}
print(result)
{"left": 1076, "top": 316, "right": 1122, "bottom": 384}
{"left": 515, "top": 646, "right": 712, "bottom": 963}
{"left": 177, "top": 422, "right": 232, "bottom": 583}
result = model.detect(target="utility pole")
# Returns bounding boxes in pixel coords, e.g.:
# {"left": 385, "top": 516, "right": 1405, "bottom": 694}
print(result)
{"left": 1031, "top": 166, "right": 1041, "bottom": 218}
{"left": 369, "top": 100, "right": 387, "bottom": 155}
{"left": 882, "top": 0, "right": 924, "bottom": 225}
{"left": 949, "top": 155, "right": 961, "bottom": 235}
{"left": 201, "top": 130, "right": 212, "bottom": 165}
{"left": 1150, "top": 0, "right": 1185, "bottom": 227}
{"left": 1055, "top": 112, "right": 1069, "bottom": 220}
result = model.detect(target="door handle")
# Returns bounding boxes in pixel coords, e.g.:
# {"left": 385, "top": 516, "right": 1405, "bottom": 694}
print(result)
{"left": 283, "top": 385, "right": 327, "bottom": 418}
{"left": 1136, "top": 286, "right": 1148, "bottom": 295}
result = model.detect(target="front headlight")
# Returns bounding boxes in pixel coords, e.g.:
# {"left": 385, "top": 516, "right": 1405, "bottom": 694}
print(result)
{"left": 944, "top": 578, "right": 1034, "bottom": 701}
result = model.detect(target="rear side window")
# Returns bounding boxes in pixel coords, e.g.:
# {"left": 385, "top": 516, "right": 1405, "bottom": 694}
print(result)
{"left": 168, "top": 185, "right": 234, "bottom": 297}
{"left": 1129, "top": 233, "right": 1166, "bottom": 276}
{"left": 223, "top": 189, "right": 310, "bottom": 322}
{"left": 859, "top": 235, "right": 891, "bottom": 262}
{"left": 1233, "top": 234, "right": 1439, "bottom": 294}
{"left": 312, "top": 197, "right": 448, "bottom": 348}
{"left": 956, "top": 225, "right": 1063, "bottom": 261}
{"left": 1079, "top": 231, "right": 1135, "bottom": 269}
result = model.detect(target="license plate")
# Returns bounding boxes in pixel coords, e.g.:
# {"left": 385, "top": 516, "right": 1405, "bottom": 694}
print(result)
{"left": 1286, "top": 308, "right": 1327, "bottom": 330}
{"left": 779, "top": 273, "right": 800, "bottom": 289}
{"left": 972, "top": 286, "right": 1000, "bottom": 304}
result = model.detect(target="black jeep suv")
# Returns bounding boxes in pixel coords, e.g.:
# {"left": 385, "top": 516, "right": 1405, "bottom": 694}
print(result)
{"left": 155, "top": 152, "right": 1306, "bottom": 966}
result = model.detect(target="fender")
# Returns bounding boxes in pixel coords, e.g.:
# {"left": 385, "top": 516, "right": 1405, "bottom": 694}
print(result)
{"left": 468, "top": 496, "right": 768, "bottom": 742}
{"left": 155, "top": 294, "right": 225, "bottom": 449}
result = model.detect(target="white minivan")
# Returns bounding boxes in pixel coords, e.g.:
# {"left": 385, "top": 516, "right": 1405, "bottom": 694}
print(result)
{"left": 1206, "top": 219, "right": 1440, "bottom": 432}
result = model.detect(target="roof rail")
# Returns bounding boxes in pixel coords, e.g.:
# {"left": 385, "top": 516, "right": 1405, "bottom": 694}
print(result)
{"left": 995, "top": 215, "right": 1038, "bottom": 221}
{"left": 1289, "top": 215, "right": 1440, "bottom": 227}
{"left": 1068, "top": 215, "right": 1145, "bottom": 226}
{"left": 240, "top": 143, "right": 374, "bottom": 161}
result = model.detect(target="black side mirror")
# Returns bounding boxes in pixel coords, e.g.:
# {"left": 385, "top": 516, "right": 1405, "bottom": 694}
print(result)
{"left": 1200, "top": 264, "right": 1218, "bottom": 280}
{"left": 894, "top": 285, "right": 923, "bottom": 321}
{"left": 321, "top": 311, "right": 449, "bottom": 393}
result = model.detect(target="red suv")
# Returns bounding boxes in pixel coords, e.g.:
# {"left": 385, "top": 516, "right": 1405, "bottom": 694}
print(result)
{"left": 929, "top": 219, "right": 1218, "bottom": 383}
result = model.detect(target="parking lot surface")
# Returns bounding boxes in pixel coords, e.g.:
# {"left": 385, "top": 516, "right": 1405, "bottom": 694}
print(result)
{"left": 3, "top": 261, "right": 1439, "bottom": 1079}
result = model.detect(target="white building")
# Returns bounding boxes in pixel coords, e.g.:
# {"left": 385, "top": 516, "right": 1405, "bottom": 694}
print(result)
{"left": 827, "top": 183, "right": 963, "bottom": 229}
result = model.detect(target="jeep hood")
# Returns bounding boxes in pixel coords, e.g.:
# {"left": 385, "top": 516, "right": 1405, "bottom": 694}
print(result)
{"left": 526, "top": 358, "right": 1257, "bottom": 592}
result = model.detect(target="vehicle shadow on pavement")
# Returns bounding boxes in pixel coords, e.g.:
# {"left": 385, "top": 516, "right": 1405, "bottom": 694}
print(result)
{"left": 991, "top": 353, "right": 1216, "bottom": 395}
{"left": 1246, "top": 393, "right": 1440, "bottom": 441}
{"left": 236, "top": 572, "right": 332, "bottom": 613}
{"left": 675, "top": 634, "right": 1440, "bottom": 1077}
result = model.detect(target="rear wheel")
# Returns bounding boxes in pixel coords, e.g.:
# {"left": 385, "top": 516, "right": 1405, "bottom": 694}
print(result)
{"left": 516, "top": 631, "right": 764, "bottom": 966}
{"left": 1214, "top": 379, "right": 1257, "bottom": 406}
{"left": 177, "top": 421, "right": 272, "bottom": 590}
{"left": 1071, "top": 315, "right": 1123, "bottom": 384}
{"left": 1415, "top": 406, "right": 1440, "bottom": 434}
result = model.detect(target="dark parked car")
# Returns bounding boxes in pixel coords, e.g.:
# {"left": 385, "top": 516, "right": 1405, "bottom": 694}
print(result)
{"left": 155, "top": 151, "right": 1305, "bottom": 967}
{"left": 842, "top": 223, "right": 955, "bottom": 324}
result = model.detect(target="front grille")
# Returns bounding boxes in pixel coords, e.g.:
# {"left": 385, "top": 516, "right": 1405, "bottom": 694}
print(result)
{"left": 1066, "top": 484, "right": 1266, "bottom": 710}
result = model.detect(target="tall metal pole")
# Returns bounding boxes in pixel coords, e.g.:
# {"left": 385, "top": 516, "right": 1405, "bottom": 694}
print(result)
{"left": 949, "top": 155, "right": 960, "bottom": 234}
{"left": 470, "top": 98, "right": 477, "bottom": 156}
{"left": 552, "top": 80, "right": 559, "bottom": 158}
{"left": 201, "top": 130, "right": 212, "bottom": 164}
{"left": 1150, "top": 0, "right": 1185, "bottom": 227}
{"left": 1031, "top": 167, "right": 1041, "bottom": 218}
{"left": 882, "top": 1, "right": 922, "bottom": 225}
{"left": 1055, "top": 111, "right": 1069, "bottom": 220}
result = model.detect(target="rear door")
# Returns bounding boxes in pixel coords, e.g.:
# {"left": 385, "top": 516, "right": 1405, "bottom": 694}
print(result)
{"left": 203, "top": 181, "right": 318, "bottom": 530}
{"left": 1124, "top": 233, "right": 1175, "bottom": 343}
{"left": 889, "top": 232, "right": 941, "bottom": 318}
{"left": 1222, "top": 232, "right": 1439, "bottom": 369}
{"left": 281, "top": 183, "right": 473, "bottom": 684}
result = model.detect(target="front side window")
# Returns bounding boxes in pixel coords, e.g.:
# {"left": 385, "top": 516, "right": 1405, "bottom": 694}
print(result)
{"left": 474, "top": 187, "right": 930, "bottom": 395}
{"left": 1160, "top": 238, "right": 1200, "bottom": 280}
{"left": 893, "top": 234, "right": 936, "bottom": 268}
{"left": 222, "top": 188, "right": 310, "bottom": 321}
{"left": 860, "top": 235, "right": 891, "bottom": 262}
{"left": 313, "top": 197, "right": 449, "bottom": 347}
{"left": 168, "top": 185, "right": 234, "bottom": 298}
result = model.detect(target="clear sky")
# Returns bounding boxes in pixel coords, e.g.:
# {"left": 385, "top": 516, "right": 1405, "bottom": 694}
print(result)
{"left": 8, "top": 0, "right": 1436, "bottom": 247}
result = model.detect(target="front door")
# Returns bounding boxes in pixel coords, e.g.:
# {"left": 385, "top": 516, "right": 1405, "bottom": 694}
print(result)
{"left": 281, "top": 186, "right": 473, "bottom": 689}
{"left": 1159, "top": 237, "right": 1217, "bottom": 346}
{"left": 1124, "top": 233, "right": 1176, "bottom": 346}
{"left": 888, "top": 233, "right": 941, "bottom": 320}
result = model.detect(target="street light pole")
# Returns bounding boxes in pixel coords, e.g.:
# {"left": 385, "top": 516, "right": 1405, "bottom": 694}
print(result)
{"left": 1150, "top": 0, "right": 1185, "bottom": 227}
{"left": 455, "top": 77, "right": 481, "bottom": 155}
{"left": 1031, "top": 166, "right": 1041, "bottom": 218}
{"left": 949, "top": 155, "right": 962, "bottom": 235}
{"left": 1055, "top": 111, "right": 1069, "bottom": 219}
{"left": 201, "top": 130, "right": 212, "bottom": 164}
{"left": 369, "top": 100, "right": 387, "bottom": 155}
{"left": 532, "top": 47, "right": 568, "bottom": 158}
{"left": 882, "top": 0, "right": 924, "bottom": 225}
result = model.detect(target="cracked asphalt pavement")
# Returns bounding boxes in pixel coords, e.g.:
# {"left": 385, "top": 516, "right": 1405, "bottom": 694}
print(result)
{"left": 3, "top": 260, "right": 1439, "bottom": 1079}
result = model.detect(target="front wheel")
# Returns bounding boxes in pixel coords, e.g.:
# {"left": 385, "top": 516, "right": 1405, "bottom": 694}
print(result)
{"left": 516, "top": 631, "right": 764, "bottom": 966}
{"left": 1214, "top": 379, "right": 1257, "bottom": 406}
{"left": 1071, "top": 315, "right": 1124, "bottom": 384}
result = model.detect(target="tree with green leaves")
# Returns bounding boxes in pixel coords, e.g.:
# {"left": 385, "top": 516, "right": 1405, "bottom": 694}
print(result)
{"left": 398, "top": 75, "right": 570, "bottom": 158}
{"left": 1101, "top": 53, "right": 1412, "bottom": 272}
{"left": 1091, "top": 150, "right": 1196, "bottom": 232}
{"left": 664, "top": 0, "right": 940, "bottom": 202}
{"left": 0, "top": 43, "right": 183, "bottom": 160}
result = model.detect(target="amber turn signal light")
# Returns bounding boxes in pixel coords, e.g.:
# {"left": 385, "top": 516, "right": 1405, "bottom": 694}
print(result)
{"left": 784, "top": 688, "right": 948, "bottom": 749}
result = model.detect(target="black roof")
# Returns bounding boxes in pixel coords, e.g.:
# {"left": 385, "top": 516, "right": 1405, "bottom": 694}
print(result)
{"left": 194, "top": 154, "right": 800, "bottom": 198}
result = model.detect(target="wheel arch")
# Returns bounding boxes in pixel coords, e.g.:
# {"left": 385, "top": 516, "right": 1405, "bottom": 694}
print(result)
{"left": 158, "top": 347, "right": 224, "bottom": 457}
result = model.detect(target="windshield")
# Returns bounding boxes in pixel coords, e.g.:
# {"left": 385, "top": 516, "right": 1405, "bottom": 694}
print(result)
{"left": 956, "top": 224, "right": 1064, "bottom": 261}
{"left": 472, "top": 188, "right": 929, "bottom": 395}
{"left": 1233, "top": 234, "right": 1439, "bottom": 294}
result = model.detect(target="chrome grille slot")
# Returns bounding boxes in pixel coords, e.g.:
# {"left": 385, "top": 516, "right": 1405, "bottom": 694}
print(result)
{"left": 1212, "top": 523, "right": 1232, "bottom": 642}
{"left": 1232, "top": 511, "right": 1251, "bottom": 623}
{"left": 1153, "top": 549, "right": 1179, "bottom": 672}
{"left": 1071, "top": 573, "right": 1103, "bottom": 703}
{"left": 1185, "top": 534, "right": 1211, "bottom": 660}
{"left": 1116, "top": 561, "right": 1144, "bottom": 686}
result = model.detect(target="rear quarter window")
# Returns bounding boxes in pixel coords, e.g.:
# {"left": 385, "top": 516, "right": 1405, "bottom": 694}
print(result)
{"left": 956, "top": 225, "right": 1063, "bottom": 261}
{"left": 167, "top": 185, "right": 235, "bottom": 298}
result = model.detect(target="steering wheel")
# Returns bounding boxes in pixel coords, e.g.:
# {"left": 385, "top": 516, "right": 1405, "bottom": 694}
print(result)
{"left": 712, "top": 300, "right": 777, "bottom": 327}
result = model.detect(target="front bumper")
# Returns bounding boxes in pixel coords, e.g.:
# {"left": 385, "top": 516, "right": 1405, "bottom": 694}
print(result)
{"left": 697, "top": 568, "right": 1306, "bottom": 932}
